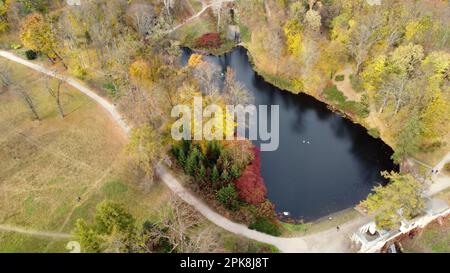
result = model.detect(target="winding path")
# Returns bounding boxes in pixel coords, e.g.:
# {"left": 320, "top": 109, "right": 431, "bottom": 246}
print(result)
{"left": 166, "top": 0, "right": 235, "bottom": 34}
{"left": 0, "top": 224, "right": 70, "bottom": 239}
{"left": 1, "top": 50, "right": 449, "bottom": 253}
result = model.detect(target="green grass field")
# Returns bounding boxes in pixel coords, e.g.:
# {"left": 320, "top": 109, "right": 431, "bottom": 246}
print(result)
{"left": 401, "top": 219, "right": 450, "bottom": 253}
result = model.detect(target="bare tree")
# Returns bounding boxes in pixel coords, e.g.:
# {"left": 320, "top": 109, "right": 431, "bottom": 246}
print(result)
{"left": 347, "top": 14, "right": 383, "bottom": 73}
{"left": 192, "top": 61, "right": 222, "bottom": 97}
{"left": 157, "top": 197, "right": 221, "bottom": 253}
{"left": 162, "top": 0, "right": 176, "bottom": 21}
{"left": 212, "top": 0, "right": 223, "bottom": 32}
{"left": 378, "top": 74, "right": 412, "bottom": 115}
{"left": 263, "top": 27, "right": 283, "bottom": 75}
{"left": 126, "top": 3, "right": 157, "bottom": 39}
{"left": 45, "top": 75, "right": 65, "bottom": 118}
{"left": 224, "top": 68, "right": 254, "bottom": 105}
{"left": 0, "top": 65, "right": 40, "bottom": 121}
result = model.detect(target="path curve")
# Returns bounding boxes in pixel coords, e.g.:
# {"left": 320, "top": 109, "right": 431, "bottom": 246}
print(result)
{"left": 2, "top": 50, "right": 449, "bottom": 253}
{"left": 0, "top": 50, "right": 314, "bottom": 252}
{"left": 0, "top": 224, "right": 71, "bottom": 239}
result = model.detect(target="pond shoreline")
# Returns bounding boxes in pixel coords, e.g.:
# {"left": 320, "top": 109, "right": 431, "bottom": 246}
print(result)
{"left": 181, "top": 43, "right": 395, "bottom": 153}
{"left": 181, "top": 46, "right": 397, "bottom": 224}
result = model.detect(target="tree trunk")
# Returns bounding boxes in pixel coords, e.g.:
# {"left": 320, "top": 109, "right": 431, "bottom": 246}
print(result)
{"left": 53, "top": 50, "right": 68, "bottom": 69}
{"left": 55, "top": 82, "right": 64, "bottom": 118}
{"left": 379, "top": 97, "right": 387, "bottom": 114}
{"left": 356, "top": 60, "right": 362, "bottom": 75}
{"left": 18, "top": 88, "right": 40, "bottom": 121}
{"left": 394, "top": 99, "right": 401, "bottom": 115}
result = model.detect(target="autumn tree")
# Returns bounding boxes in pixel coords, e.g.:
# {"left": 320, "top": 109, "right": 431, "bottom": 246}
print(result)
{"left": 20, "top": 12, "right": 65, "bottom": 67}
{"left": 391, "top": 109, "right": 423, "bottom": 164}
{"left": 234, "top": 147, "right": 267, "bottom": 205}
{"left": 263, "top": 27, "right": 283, "bottom": 74}
{"left": 224, "top": 68, "right": 253, "bottom": 105}
{"left": 361, "top": 171, "right": 425, "bottom": 230}
{"left": 283, "top": 19, "right": 303, "bottom": 57}
{"left": 0, "top": 0, "right": 9, "bottom": 32}
{"left": 304, "top": 9, "right": 321, "bottom": 32}
{"left": 347, "top": 14, "right": 383, "bottom": 74}
{"left": 389, "top": 43, "right": 424, "bottom": 77}
{"left": 126, "top": 124, "right": 162, "bottom": 186}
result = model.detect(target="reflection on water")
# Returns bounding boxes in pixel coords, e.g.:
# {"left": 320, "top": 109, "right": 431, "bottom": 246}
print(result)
{"left": 182, "top": 47, "right": 397, "bottom": 221}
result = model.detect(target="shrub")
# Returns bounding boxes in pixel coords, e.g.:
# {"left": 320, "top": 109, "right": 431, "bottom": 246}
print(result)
{"left": 234, "top": 147, "right": 267, "bottom": 205}
{"left": 323, "top": 85, "right": 347, "bottom": 103}
{"left": 255, "top": 200, "right": 276, "bottom": 219}
{"left": 25, "top": 50, "right": 37, "bottom": 60}
{"left": 195, "top": 33, "right": 221, "bottom": 48}
{"left": 103, "top": 82, "right": 118, "bottom": 97}
{"left": 216, "top": 184, "right": 239, "bottom": 210}
{"left": 211, "top": 165, "right": 220, "bottom": 183}
{"left": 335, "top": 74, "right": 345, "bottom": 81}
{"left": 71, "top": 65, "right": 87, "bottom": 80}
{"left": 249, "top": 217, "right": 281, "bottom": 236}
{"left": 349, "top": 74, "right": 365, "bottom": 93}
{"left": 10, "top": 43, "right": 22, "bottom": 50}
{"left": 185, "top": 147, "right": 200, "bottom": 176}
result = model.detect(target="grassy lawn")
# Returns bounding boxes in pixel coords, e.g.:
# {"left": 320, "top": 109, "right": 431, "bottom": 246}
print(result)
{"left": 281, "top": 208, "right": 361, "bottom": 237}
{"left": 0, "top": 231, "right": 69, "bottom": 253}
{"left": 171, "top": 16, "right": 215, "bottom": 44}
{"left": 0, "top": 59, "right": 173, "bottom": 251}
{"left": 401, "top": 218, "right": 450, "bottom": 253}
{"left": 188, "top": 0, "right": 203, "bottom": 13}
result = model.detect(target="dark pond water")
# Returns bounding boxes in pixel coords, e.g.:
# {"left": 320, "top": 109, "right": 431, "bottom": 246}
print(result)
{"left": 181, "top": 47, "right": 397, "bottom": 221}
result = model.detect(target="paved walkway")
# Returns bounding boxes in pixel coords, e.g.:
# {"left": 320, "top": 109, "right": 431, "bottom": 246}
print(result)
{"left": 1, "top": 50, "right": 449, "bottom": 253}
{"left": 426, "top": 152, "right": 450, "bottom": 196}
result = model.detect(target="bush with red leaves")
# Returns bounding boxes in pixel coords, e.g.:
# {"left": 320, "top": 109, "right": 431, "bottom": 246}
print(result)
{"left": 195, "top": 33, "right": 221, "bottom": 48}
{"left": 234, "top": 146, "right": 267, "bottom": 205}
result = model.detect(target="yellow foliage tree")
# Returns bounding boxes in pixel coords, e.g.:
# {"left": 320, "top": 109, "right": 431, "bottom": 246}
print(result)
{"left": 0, "top": 0, "right": 10, "bottom": 33}
{"left": 283, "top": 19, "right": 303, "bottom": 57}
{"left": 361, "top": 55, "right": 387, "bottom": 92}
{"left": 361, "top": 171, "right": 425, "bottom": 230}
{"left": 20, "top": 13, "right": 61, "bottom": 61}
{"left": 420, "top": 91, "right": 449, "bottom": 140}
{"left": 188, "top": 54, "right": 205, "bottom": 67}
{"left": 404, "top": 16, "right": 432, "bottom": 43}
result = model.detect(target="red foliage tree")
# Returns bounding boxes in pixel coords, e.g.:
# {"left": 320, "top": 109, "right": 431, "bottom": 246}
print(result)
{"left": 234, "top": 146, "right": 267, "bottom": 205}
{"left": 195, "top": 33, "right": 221, "bottom": 48}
